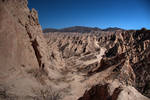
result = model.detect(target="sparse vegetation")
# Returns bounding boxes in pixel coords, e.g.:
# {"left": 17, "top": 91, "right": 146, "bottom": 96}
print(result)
{"left": 0, "top": 86, "right": 18, "bottom": 100}
{"left": 32, "top": 87, "right": 61, "bottom": 100}
{"left": 26, "top": 68, "right": 48, "bottom": 85}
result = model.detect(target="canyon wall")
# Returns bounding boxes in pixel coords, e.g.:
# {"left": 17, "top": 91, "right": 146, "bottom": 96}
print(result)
{"left": 0, "top": 0, "right": 51, "bottom": 99}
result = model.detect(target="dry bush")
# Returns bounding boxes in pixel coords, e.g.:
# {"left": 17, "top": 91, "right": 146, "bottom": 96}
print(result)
{"left": 0, "top": 85, "right": 18, "bottom": 100}
{"left": 26, "top": 68, "right": 48, "bottom": 85}
{"left": 33, "top": 87, "right": 61, "bottom": 100}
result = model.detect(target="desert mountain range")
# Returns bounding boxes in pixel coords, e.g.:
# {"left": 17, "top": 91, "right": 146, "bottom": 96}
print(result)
{"left": 0, "top": 0, "right": 150, "bottom": 100}
{"left": 43, "top": 26, "right": 124, "bottom": 33}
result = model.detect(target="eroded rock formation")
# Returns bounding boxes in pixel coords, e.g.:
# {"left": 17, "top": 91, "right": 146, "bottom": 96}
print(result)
{"left": 79, "top": 82, "right": 149, "bottom": 100}
{"left": 0, "top": 0, "right": 51, "bottom": 99}
{"left": 44, "top": 30, "right": 150, "bottom": 100}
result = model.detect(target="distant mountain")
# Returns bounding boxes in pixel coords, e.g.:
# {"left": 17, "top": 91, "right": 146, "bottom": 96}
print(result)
{"left": 102, "top": 27, "right": 124, "bottom": 31}
{"left": 43, "top": 26, "right": 102, "bottom": 33}
{"left": 59, "top": 26, "right": 101, "bottom": 33}
{"left": 43, "top": 26, "right": 124, "bottom": 33}
{"left": 43, "top": 28, "right": 58, "bottom": 33}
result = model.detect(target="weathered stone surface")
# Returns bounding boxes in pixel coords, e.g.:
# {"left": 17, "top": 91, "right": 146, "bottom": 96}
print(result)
{"left": 79, "top": 82, "right": 149, "bottom": 100}
{"left": 0, "top": 0, "right": 51, "bottom": 98}
{"left": 78, "top": 83, "right": 122, "bottom": 100}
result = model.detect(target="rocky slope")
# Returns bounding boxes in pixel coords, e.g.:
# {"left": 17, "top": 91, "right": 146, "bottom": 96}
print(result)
{"left": 0, "top": 0, "right": 150, "bottom": 100}
{"left": 44, "top": 29, "right": 150, "bottom": 100}
{"left": 0, "top": 0, "right": 54, "bottom": 99}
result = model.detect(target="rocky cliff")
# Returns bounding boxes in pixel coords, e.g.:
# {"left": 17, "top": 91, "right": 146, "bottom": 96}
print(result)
{"left": 0, "top": 0, "right": 52, "bottom": 99}
{"left": 0, "top": 0, "right": 149, "bottom": 100}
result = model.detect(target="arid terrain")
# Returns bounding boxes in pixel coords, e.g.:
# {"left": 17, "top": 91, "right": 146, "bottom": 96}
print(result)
{"left": 0, "top": 0, "right": 150, "bottom": 100}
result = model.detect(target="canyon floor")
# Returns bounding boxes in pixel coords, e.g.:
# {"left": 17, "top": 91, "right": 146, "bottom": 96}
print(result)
{"left": 0, "top": 0, "right": 150, "bottom": 100}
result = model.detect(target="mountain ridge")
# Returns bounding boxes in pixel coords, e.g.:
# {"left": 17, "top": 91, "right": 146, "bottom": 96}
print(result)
{"left": 43, "top": 26, "right": 125, "bottom": 33}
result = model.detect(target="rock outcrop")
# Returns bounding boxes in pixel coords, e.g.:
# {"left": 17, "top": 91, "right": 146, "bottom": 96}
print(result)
{"left": 79, "top": 81, "right": 149, "bottom": 100}
{"left": 0, "top": 0, "right": 51, "bottom": 99}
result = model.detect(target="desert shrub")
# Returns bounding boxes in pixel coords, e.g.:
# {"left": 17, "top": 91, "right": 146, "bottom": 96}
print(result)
{"left": 33, "top": 87, "right": 61, "bottom": 100}
{"left": 26, "top": 68, "right": 48, "bottom": 85}
{"left": 0, "top": 85, "right": 19, "bottom": 100}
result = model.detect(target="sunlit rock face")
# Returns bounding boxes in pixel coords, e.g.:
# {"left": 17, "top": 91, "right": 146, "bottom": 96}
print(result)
{"left": 0, "top": 0, "right": 51, "bottom": 99}
{"left": 0, "top": 0, "right": 150, "bottom": 100}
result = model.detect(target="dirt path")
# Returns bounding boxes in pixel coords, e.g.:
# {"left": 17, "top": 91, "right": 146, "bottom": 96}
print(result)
{"left": 83, "top": 47, "right": 106, "bottom": 65}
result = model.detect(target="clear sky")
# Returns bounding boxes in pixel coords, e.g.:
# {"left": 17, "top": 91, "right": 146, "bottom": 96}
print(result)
{"left": 28, "top": 0, "right": 150, "bottom": 30}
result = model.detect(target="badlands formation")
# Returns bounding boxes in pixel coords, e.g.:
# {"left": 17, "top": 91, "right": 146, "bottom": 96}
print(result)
{"left": 0, "top": 0, "right": 150, "bottom": 100}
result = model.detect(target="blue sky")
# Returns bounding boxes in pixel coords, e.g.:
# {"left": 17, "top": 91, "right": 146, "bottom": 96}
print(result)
{"left": 28, "top": 0, "right": 150, "bottom": 30}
